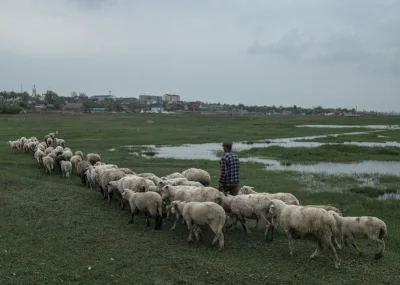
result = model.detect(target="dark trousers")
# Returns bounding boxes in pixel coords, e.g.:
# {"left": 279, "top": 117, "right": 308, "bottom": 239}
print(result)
{"left": 220, "top": 184, "right": 239, "bottom": 196}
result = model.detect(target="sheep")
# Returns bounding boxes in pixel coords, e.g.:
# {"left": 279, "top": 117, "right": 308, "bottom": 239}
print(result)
{"left": 86, "top": 153, "right": 101, "bottom": 165}
{"left": 89, "top": 164, "right": 118, "bottom": 191}
{"left": 120, "top": 188, "right": 163, "bottom": 230}
{"left": 239, "top": 186, "right": 300, "bottom": 228}
{"left": 34, "top": 150, "right": 45, "bottom": 168}
{"left": 77, "top": 160, "right": 91, "bottom": 184}
{"left": 170, "top": 201, "right": 226, "bottom": 251}
{"left": 45, "top": 147, "right": 54, "bottom": 155}
{"left": 107, "top": 175, "right": 149, "bottom": 206}
{"left": 75, "top": 151, "right": 84, "bottom": 159}
{"left": 36, "top": 142, "right": 47, "bottom": 152}
{"left": 268, "top": 199, "right": 341, "bottom": 269}
{"left": 166, "top": 177, "right": 189, "bottom": 186}
{"left": 62, "top": 149, "right": 73, "bottom": 161}
{"left": 329, "top": 211, "right": 387, "bottom": 260}
{"left": 55, "top": 154, "right": 68, "bottom": 173}
{"left": 54, "top": 146, "right": 64, "bottom": 156}
{"left": 70, "top": 155, "right": 83, "bottom": 170}
{"left": 221, "top": 194, "right": 274, "bottom": 240}
{"left": 160, "top": 185, "right": 207, "bottom": 230}
{"left": 55, "top": 138, "right": 65, "bottom": 148}
{"left": 8, "top": 140, "right": 21, "bottom": 153}
{"left": 61, "top": 160, "right": 72, "bottom": 179}
{"left": 98, "top": 169, "right": 125, "bottom": 199}
{"left": 46, "top": 137, "right": 53, "bottom": 147}
{"left": 47, "top": 152, "right": 56, "bottom": 159}
{"left": 42, "top": 156, "right": 54, "bottom": 174}
{"left": 239, "top": 186, "right": 300, "bottom": 205}
{"left": 167, "top": 172, "right": 185, "bottom": 179}
{"left": 181, "top": 168, "right": 211, "bottom": 186}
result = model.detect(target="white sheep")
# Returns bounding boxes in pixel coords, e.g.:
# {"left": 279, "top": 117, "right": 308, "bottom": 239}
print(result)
{"left": 75, "top": 151, "right": 84, "bottom": 159}
{"left": 46, "top": 137, "right": 53, "bottom": 147}
{"left": 221, "top": 194, "right": 274, "bottom": 240}
{"left": 166, "top": 172, "right": 185, "bottom": 179}
{"left": 62, "top": 149, "right": 73, "bottom": 161}
{"left": 61, "top": 160, "right": 72, "bottom": 179}
{"left": 329, "top": 211, "right": 387, "bottom": 259}
{"left": 55, "top": 138, "right": 65, "bottom": 147}
{"left": 42, "top": 155, "right": 54, "bottom": 174}
{"left": 86, "top": 153, "right": 101, "bottom": 165}
{"left": 170, "top": 201, "right": 226, "bottom": 251}
{"left": 108, "top": 175, "right": 149, "bottom": 206}
{"left": 34, "top": 149, "right": 45, "bottom": 168}
{"left": 180, "top": 181, "right": 204, "bottom": 187}
{"left": 70, "top": 155, "right": 83, "bottom": 170}
{"left": 45, "top": 147, "right": 54, "bottom": 155}
{"left": 181, "top": 168, "right": 211, "bottom": 186}
{"left": 120, "top": 188, "right": 163, "bottom": 230}
{"left": 118, "top": 168, "right": 135, "bottom": 175}
{"left": 8, "top": 140, "right": 21, "bottom": 153}
{"left": 268, "top": 199, "right": 341, "bottom": 269}
{"left": 98, "top": 168, "right": 125, "bottom": 198}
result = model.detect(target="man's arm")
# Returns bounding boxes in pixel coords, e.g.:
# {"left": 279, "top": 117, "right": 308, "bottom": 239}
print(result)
{"left": 219, "top": 156, "right": 227, "bottom": 184}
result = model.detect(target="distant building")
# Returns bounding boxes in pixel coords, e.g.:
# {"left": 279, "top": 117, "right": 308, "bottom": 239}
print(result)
{"left": 150, "top": 104, "right": 164, "bottom": 113}
{"left": 63, "top": 102, "right": 83, "bottom": 111}
{"left": 90, "top": 94, "right": 115, "bottom": 101}
{"left": 32, "top": 85, "right": 37, "bottom": 97}
{"left": 139, "top": 95, "right": 163, "bottom": 104}
{"left": 163, "top": 94, "right": 180, "bottom": 103}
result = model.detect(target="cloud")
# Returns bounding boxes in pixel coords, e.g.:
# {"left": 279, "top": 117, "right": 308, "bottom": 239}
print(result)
{"left": 0, "top": 0, "right": 400, "bottom": 111}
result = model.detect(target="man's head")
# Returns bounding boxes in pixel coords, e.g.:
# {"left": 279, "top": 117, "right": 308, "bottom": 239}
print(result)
{"left": 222, "top": 142, "right": 232, "bottom": 152}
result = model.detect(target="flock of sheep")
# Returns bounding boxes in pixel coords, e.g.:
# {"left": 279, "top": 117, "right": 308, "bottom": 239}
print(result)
{"left": 8, "top": 132, "right": 388, "bottom": 269}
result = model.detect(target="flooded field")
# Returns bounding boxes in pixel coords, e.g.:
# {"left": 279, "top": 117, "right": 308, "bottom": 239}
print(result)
{"left": 114, "top": 125, "right": 400, "bottom": 175}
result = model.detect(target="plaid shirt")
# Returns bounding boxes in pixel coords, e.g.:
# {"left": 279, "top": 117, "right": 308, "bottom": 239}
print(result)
{"left": 219, "top": 151, "right": 240, "bottom": 185}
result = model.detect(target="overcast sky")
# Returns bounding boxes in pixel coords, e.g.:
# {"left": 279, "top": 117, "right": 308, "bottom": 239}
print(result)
{"left": 1, "top": 0, "right": 399, "bottom": 111}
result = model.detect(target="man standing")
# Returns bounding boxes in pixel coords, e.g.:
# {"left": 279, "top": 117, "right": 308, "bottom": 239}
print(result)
{"left": 219, "top": 142, "right": 240, "bottom": 195}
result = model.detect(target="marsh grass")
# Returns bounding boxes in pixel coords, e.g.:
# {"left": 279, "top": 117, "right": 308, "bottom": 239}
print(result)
{"left": 238, "top": 144, "right": 400, "bottom": 163}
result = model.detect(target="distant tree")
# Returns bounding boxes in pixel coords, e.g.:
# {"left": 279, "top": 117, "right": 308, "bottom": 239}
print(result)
{"left": 43, "top": 90, "right": 65, "bottom": 109}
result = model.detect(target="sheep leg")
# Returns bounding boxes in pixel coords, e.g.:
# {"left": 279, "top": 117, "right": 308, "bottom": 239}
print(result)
{"left": 371, "top": 237, "right": 385, "bottom": 260}
{"left": 324, "top": 236, "right": 340, "bottom": 269}
{"left": 210, "top": 220, "right": 225, "bottom": 251}
{"left": 332, "top": 236, "right": 342, "bottom": 251}
{"left": 170, "top": 213, "right": 180, "bottom": 231}
{"left": 259, "top": 214, "right": 272, "bottom": 241}
{"left": 285, "top": 229, "right": 295, "bottom": 255}
{"left": 254, "top": 219, "right": 259, "bottom": 228}
{"left": 107, "top": 192, "right": 113, "bottom": 203}
{"left": 348, "top": 236, "right": 363, "bottom": 256}
{"left": 129, "top": 207, "right": 138, "bottom": 224}
{"left": 310, "top": 239, "right": 323, "bottom": 259}
{"left": 237, "top": 215, "right": 251, "bottom": 235}
{"left": 186, "top": 220, "right": 195, "bottom": 244}
{"left": 228, "top": 215, "right": 239, "bottom": 231}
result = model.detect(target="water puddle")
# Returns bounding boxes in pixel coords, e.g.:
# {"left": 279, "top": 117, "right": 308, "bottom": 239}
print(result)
{"left": 378, "top": 191, "right": 400, "bottom": 200}
{"left": 113, "top": 124, "right": 400, "bottom": 175}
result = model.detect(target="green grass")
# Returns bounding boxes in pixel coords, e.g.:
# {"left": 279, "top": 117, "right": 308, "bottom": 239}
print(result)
{"left": 237, "top": 144, "right": 400, "bottom": 163}
{"left": 1, "top": 113, "right": 400, "bottom": 285}
{"left": 348, "top": 186, "right": 399, "bottom": 198}
{"left": 295, "top": 130, "right": 400, "bottom": 143}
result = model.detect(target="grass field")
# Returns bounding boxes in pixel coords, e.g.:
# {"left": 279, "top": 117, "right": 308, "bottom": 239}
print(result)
{"left": 295, "top": 131, "right": 400, "bottom": 144}
{"left": 1, "top": 113, "right": 400, "bottom": 285}
{"left": 237, "top": 144, "right": 400, "bottom": 163}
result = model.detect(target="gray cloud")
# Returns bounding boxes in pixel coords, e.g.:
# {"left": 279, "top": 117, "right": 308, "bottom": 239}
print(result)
{"left": 0, "top": 0, "right": 400, "bottom": 111}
